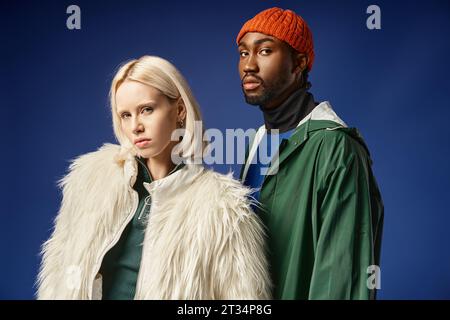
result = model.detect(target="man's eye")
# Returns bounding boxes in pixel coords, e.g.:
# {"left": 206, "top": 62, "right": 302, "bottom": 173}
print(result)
{"left": 260, "top": 49, "right": 272, "bottom": 55}
{"left": 240, "top": 51, "right": 249, "bottom": 57}
{"left": 120, "top": 113, "right": 131, "bottom": 119}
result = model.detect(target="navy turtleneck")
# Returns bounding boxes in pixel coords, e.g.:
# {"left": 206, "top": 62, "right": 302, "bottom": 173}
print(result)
{"left": 259, "top": 88, "right": 318, "bottom": 133}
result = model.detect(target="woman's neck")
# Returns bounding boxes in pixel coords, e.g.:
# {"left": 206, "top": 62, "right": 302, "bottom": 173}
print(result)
{"left": 146, "top": 148, "right": 176, "bottom": 181}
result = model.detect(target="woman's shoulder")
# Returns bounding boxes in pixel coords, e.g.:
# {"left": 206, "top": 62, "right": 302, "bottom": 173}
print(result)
{"left": 190, "top": 168, "right": 257, "bottom": 217}
{"left": 184, "top": 168, "right": 266, "bottom": 247}
{"left": 68, "top": 143, "right": 122, "bottom": 167}
{"left": 196, "top": 168, "right": 251, "bottom": 194}
{"left": 59, "top": 143, "right": 125, "bottom": 190}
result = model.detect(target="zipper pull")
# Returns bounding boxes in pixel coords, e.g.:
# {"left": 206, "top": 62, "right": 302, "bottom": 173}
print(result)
{"left": 138, "top": 195, "right": 151, "bottom": 220}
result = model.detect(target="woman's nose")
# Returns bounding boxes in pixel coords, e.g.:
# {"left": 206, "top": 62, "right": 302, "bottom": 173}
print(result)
{"left": 132, "top": 119, "right": 144, "bottom": 135}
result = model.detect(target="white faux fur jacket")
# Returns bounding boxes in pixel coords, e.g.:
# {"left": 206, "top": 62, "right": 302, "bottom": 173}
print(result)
{"left": 37, "top": 144, "right": 271, "bottom": 300}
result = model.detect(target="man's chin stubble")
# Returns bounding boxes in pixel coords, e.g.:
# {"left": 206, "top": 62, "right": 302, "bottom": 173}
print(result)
{"left": 244, "top": 91, "right": 272, "bottom": 106}
{"left": 243, "top": 88, "right": 268, "bottom": 106}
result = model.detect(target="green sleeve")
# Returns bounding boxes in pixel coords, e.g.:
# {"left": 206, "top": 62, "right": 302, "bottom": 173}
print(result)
{"left": 308, "top": 130, "right": 382, "bottom": 300}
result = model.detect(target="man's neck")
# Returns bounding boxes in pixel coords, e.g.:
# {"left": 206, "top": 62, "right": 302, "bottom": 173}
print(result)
{"left": 261, "top": 84, "right": 299, "bottom": 110}
{"left": 260, "top": 88, "right": 317, "bottom": 133}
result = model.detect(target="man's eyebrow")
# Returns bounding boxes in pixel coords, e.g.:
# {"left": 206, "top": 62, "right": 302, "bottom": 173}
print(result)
{"left": 238, "top": 38, "right": 275, "bottom": 47}
{"left": 253, "top": 38, "right": 275, "bottom": 45}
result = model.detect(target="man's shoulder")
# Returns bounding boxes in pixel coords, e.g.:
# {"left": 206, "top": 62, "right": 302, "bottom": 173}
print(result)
{"left": 309, "top": 124, "right": 372, "bottom": 163}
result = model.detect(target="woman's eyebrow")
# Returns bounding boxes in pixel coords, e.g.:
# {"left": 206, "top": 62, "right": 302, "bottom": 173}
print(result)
{"left": 119, "top": 101, "right": 157, "bottom": 112}
{"left": 136, "top": 101, "right": 157, "bottom": 109}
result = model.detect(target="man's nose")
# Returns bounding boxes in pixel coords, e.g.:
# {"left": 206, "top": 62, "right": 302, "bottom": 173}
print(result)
{"left": 243, "top": 54, "right": 259, "bottom": 74}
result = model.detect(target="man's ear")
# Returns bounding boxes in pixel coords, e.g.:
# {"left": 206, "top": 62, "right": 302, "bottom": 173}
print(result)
{"left": 293, "top": 53, "right": 308, "bottom": 75}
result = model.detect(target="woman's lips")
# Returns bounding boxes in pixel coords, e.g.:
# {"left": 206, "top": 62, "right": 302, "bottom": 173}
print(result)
{"left": 135, "top": 139, "right": 151, "bottom": 148}
{"left": 243, "top": 82, "right": 261, "bottom": 90}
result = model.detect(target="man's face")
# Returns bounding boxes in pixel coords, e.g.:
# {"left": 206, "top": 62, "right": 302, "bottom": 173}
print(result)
{"left": 238, "top": 32, "right": 298, "bottom": 109}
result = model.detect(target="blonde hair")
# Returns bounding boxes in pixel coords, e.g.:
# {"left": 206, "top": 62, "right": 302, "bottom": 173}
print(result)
{"left": 109, "top": 56, "right": 205, "bottom": 161}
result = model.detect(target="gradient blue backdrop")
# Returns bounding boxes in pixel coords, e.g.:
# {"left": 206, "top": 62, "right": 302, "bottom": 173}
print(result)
{"left": 2, "top": 0, "right": 450, "bottom": 299}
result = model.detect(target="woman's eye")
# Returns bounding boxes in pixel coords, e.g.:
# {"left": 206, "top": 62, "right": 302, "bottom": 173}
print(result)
{"left": 142, "top": 106, "right": 154, "bottom": 114}
{"left": 120, "top": 113, "right": 130, "bottom": 119}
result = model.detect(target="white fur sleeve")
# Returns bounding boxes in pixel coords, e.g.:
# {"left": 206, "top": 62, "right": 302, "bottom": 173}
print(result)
{"left": 212, "top": 176, "right": 272, "bottom": 299}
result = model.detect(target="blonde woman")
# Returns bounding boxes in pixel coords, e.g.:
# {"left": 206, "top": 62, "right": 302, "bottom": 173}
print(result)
{"left": 37, "top": 56, "right": 271, "bottom": 300}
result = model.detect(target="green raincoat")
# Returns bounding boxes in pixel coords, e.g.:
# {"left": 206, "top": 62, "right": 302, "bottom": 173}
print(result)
{"left": 240, "top": 102, "right": 384, "bottom": 299}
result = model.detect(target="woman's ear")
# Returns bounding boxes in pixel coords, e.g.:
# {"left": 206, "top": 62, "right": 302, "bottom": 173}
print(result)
{"left": 177, "top": 98, "right": 187, "bottom": 122}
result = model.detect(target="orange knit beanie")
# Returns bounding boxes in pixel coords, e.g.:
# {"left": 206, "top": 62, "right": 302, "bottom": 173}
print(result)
{"left": 236, "top": 7, "right": 315, "bottom": 71}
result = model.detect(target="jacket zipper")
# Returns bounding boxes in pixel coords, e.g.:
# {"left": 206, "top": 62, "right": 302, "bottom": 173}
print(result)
{"left": 134, "top": 157, "right": 179, "bottom": 299}
{"left": 133, "top": 157, "right": 153, "bottom": 298}
{"left": 88, "top": 189, "right": 139, "bottom": 299}
{"left": 133, "top": 197, "right": 155, "bottom": 299}
{"left": 137, "top": 195, "right": 151, "bottom": 220}
{"left": 89, "top": 157, "right": 151, "bottom": 299}
{"left": 89, "top": 157, "right": 181, "bottom": 299}
{"left": 136, "top": 157, "right": 153, "bottom": 221}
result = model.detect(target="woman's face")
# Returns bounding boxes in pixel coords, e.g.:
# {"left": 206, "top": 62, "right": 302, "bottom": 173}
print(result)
{"left": 115, "top": 80, "right": 183, "bottom": 161}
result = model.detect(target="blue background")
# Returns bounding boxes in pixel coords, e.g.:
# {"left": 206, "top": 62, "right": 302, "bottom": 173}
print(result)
{"left": 1, "top": 0, "right": 450, "bottom": 299}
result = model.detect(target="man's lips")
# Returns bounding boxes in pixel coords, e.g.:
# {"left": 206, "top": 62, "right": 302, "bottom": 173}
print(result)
{"left": 242, "top": 76, "right": 263, "bottom": 91}
{"left": 243, "top": 82, "right": 261, "bottom": 90}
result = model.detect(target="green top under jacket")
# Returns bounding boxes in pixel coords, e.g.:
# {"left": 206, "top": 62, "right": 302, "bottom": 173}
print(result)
{"left": 240, "top": 115, "right": 384, "bottom": 300}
